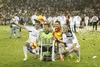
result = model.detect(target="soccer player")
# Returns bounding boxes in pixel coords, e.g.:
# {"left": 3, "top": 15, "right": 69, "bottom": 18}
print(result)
{"left": 62, "top": 25, "right": 80, "bottom": 62}
{"left": 52, "top": 21, "right": 64, "bottom": 61}
{"left": 84, "top": 15, "right": 89, "bottom": 29}
{"left": 69, "top": 15, "right": 75, "bottom": 32}
{"left": 74, "top": 14, "right": 81, "bottom": 32}
{"left": 13, "top": 19, "right": 42, "bottom": 61}
{"left": 37, "top": 23, "right": 55, "bottom": 61}
{"left": 9, "top": 15, "right": 20, "bottom": 38}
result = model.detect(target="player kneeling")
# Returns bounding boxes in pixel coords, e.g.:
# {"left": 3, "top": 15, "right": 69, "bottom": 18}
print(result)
{"left": 38, "top": 23, "right": 55, "bottom": 61}
{"left": 23, "top": 41, "right": 40, "bottom": 61}
{"left": 27, "top": 42, "right": 39, "bottom": 59}
{"left": 62, "top": 25, "right": 80, "bottom": 62}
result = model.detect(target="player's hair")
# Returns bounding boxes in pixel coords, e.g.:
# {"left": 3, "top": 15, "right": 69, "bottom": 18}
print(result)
{"left": 55, "top": 20, "right": 61, "bottom": 25}
{"left": 34, "top": 19, "right": 41, "bottom": 24}
{"left": 44, "top": 23, "right": 50, "bottom": 27}
{"left": 63, "top": 25, "right": 73, "bottom": 37}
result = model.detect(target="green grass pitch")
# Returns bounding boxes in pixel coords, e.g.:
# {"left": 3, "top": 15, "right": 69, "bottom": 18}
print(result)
{"left": 0, "top": 26, "right": 100, "bottom": 67}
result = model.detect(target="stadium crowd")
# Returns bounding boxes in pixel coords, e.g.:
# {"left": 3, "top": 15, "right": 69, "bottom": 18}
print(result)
{"left": 0, "top": 0, "right": 100, "bottom": 25}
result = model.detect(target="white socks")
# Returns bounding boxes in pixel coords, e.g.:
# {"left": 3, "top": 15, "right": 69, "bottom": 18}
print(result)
{"left": 23, "top": 46, "right": 28, "bottom": 60}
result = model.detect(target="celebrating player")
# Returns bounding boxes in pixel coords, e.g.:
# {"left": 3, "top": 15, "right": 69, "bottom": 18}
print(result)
{"left": 13, "top": 19, "right": 42, "bottom": 61}
{"left": 62, "top": 25, "right": 80, "bottom": 62}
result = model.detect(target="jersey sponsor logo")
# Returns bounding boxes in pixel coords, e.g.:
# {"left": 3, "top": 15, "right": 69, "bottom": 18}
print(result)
{"left": 31, "top": 33, "right": 38, "bottom": 37}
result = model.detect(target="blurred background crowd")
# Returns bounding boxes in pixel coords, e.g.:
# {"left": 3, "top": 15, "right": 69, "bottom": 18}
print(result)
{"left": 0, "top": 0, "right": 100, "bottom": 25}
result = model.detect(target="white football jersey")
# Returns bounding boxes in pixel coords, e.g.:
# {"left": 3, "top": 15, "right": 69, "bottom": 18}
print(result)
{"left": 63, "top": 32, "right": 79, "bottom": 47}
{"left": 25, "top": 26, "right": 42, "bottom": 42}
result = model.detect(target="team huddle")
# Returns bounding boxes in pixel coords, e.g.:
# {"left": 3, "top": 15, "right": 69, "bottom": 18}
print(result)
{"left": 13, "top": 17, "right": 80, "bottom": 62}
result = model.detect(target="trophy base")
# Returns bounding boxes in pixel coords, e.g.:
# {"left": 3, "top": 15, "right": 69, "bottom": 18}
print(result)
{"left": 43, "top": 54, "right": 52, "bottom": 61}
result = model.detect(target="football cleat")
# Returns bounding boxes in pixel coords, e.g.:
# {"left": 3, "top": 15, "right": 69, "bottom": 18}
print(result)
{"left": 52, "top": 59, "right": 55, "bottom": 61}
{"left": 23, "top": 57, "right": 28, "bottom": 61}
{"left": 59, "top": 58, "right": 64, "bottom": 62}
{"left": 76, "top": 59, "right": 80, "bottom": 63}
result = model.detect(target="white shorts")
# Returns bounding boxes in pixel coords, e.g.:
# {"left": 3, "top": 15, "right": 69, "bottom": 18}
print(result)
{"left": 76, "top": 24, "right": 80, "bottom": 27}
{"left": 26, "top": 39, "right": 35, "bottom": 43}
{"left": 26, "top": 39, "right": 36, "bottom": 47}
{"left": 67, "top": 43, "right": 80, "bottom": 49}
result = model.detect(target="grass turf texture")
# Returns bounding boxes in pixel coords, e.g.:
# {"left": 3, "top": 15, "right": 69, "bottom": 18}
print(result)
{"left": 0, "top": 26, "right": 100, "bottom": 67}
